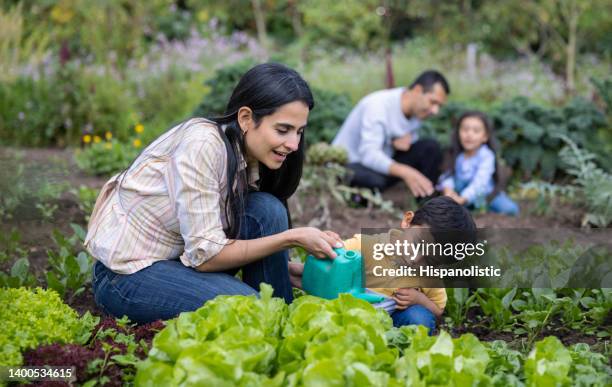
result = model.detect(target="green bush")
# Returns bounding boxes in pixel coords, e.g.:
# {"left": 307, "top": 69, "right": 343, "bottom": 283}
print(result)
{"left": 74, "top": 139, "right": 140, "bottom": 176}
{"left": 0, "top": 65, "right": 138, "bottom": 147}
{"left": 192, "top": 60, "right": 352, "bottom": 146}
{"left": 298, "top": 0, "right": 386, "bottom": 51}
{"left": 306, "top": 88, "right": 352, "bottom": 145}
{"left": 133, "top": 66, "right": 204, "bottom": 142}
{"left": 557, "top": 135, "right": 612, "bottom": 227}
{"left": 0, "top": 287, "right": 97, "bottom": 366}
{"left": 192, "top": 59, "right": 256, "bottom": 118}
{"left": 591, "top": 77, "right": 612, "bottom": 114}
{"left": 0, "top": 77, "right": 62, "bottom": 146}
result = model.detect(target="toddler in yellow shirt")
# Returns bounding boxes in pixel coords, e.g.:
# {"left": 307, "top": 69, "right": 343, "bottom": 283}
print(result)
{"left": 343, "top": 196, "right": 476, "bottom": 334}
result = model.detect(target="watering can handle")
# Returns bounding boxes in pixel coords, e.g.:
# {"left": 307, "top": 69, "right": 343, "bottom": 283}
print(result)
{"left": 351, "top": 291, "right": 385, "bottom": 303}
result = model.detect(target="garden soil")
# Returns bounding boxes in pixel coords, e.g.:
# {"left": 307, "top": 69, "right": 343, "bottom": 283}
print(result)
{"left": 1, "top": 148, "right": 608, "bottom": 319}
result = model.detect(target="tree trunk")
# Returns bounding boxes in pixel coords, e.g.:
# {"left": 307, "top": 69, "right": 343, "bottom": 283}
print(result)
{"left": 566, "top": 0, "right": 578, "bottom": 93}
{"left": 385, "top": 47, "right": 395, "bottom": 88}
{"left": 251, "top": 0, "right": 268, "bottom": 49}
{"left": 288, "top": 0, "right": 303, "bottom": 38}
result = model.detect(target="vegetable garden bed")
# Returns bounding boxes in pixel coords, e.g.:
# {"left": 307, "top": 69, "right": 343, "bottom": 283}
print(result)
{"left": 0, "top": 148, "right": 610, "bottom": 386}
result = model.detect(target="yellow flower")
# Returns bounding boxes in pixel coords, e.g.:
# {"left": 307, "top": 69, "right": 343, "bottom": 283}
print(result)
{"left": 50, "top": 3, "right": 74, "bottom": 24}
{"left": 105, "top": 142, "right": 113, "bottom": 150}
{"left": 133, "top": 139, "right": 142, "bottom": 148}
{"left": 134, "top": 124, "right": 144, "bottom": 134}
{"left": 93, "top": 135, "right": 102, "bottom": 143}
{"left": 83, "top": 134, "right": 92, "bottom": 144}
{"left": 197, "top": 9, "right": 209, "bottom": 22}
{"left": 105, "top": 131, "right": 113, "bottom": 140}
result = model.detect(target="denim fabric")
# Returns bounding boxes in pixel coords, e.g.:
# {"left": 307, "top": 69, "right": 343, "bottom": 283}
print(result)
{"left": 92, "top": 191, "right": 292, "bottom": 324}
{"left": 488, "top": 191, "right": 520, "bottom": 216}
{"left": 456, "top": 176, "right": 519, "bottom": 216}
{"left": 391, "top": 304, "right": 437, "bottom": 334}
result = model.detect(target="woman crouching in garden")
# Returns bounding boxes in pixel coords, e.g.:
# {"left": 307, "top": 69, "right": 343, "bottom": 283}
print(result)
{"left": 85, "top": 63, "right": 343, "bottom": 324}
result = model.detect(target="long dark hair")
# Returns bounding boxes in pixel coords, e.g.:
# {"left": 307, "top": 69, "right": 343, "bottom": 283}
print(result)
{"left": 211, "top": 63, "right": 314, "bottom": 238}
{"left": 115, "top": 63, "right": 313, "bottom": 240}
{"left": 450, "top": 111, "right": 499, "bottom": 186}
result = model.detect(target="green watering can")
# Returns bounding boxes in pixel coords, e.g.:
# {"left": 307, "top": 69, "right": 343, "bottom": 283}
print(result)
{"left": 302, "top": 247, "right": 385, "bottom": 303}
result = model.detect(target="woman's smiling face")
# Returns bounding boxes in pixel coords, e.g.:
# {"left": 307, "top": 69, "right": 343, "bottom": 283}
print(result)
{"left": 239, "top": 101, "right": 309, "bottom": 169}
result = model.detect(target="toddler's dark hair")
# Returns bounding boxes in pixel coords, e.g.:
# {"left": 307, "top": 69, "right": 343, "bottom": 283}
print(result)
{"left": 412, "top": 196, "right": 477, "bottom": 264}
{"left": 413, "top": 196, "right": 476, "bottom": 231}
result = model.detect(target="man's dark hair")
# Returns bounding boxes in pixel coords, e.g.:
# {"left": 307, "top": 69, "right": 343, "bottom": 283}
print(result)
{"left": 409, "top": 70, "right": 450, "bottom": 95}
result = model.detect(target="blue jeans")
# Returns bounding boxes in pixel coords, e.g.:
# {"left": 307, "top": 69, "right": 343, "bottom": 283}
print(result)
{"left": 92, "top": 192, "right": 293, "bottom": 324}
{"left": 488, "top": 191, "right": 519, "bottom": 216}
{"left": 455, "top": 178, "right": 519, "bottom": 216}
{"left": 391, "top": 305, "right": 436, "bottom": 334}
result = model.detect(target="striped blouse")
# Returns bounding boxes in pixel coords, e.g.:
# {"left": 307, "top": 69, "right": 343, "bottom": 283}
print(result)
{"left": 84, "top": 118, "right": 259, "bottom": 274}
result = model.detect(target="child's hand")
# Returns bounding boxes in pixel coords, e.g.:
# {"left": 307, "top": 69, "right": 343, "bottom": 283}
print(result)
{"left": 442, "top": 187, "right": 455, "bottom": 196}
{"left": 392, "top": 288, "right": 424, "bottom": 310}
{"left": 443, "top": 189, "right": 467, "bottom": 205}
{"left": 288, "top": 262, "right": 304, "bottom": 289}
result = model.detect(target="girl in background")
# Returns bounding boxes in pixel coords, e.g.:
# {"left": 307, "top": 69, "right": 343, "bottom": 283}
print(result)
{"left": 439, "top": 111, "right": 519, "bottom": 215}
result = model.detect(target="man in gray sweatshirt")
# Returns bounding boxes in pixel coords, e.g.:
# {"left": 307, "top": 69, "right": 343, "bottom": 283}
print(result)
{"left": 332, "top": 70, "right": 449, "bottom": 198}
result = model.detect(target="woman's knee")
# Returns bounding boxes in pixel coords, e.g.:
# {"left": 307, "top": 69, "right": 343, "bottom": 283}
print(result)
{"left": 244, "top": 192, "right": 288, "bottom": 235}
{"left": 93, "top": 260, "right": 258, "bottom": 324}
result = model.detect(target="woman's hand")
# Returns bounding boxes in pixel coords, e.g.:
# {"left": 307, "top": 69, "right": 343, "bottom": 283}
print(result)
{"left": 288, "top": 261, "right": 304, "bottom": 289}
{"left": 286, "top": 227, "right": 343, "bottom": 259}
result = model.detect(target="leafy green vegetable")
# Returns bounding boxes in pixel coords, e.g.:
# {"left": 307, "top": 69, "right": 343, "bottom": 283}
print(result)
{"left": 136, "top": 284, "right": 287, "bottom": 386}
{"left": 0, "top": 287, "right": 98, "bottom": 367}
{"left": 525, "top": 336, "right": 572, "bottom": 386}
{"left": 136, "top": 286, "right": 612, "bottom": 386}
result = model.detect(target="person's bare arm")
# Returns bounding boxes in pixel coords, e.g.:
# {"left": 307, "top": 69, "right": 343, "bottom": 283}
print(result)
{"left": 196, "top": 228, "right": 342, "bottom": 272}
{"left": 388, "top": 162, "right": 434, "bottom": 197}
{"left": 442, "top": 188, "right": 467, "bottom": 205}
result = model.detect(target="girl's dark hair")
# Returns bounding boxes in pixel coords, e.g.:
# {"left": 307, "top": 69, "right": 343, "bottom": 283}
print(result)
{"left": 450, "top": 111, "right": 499, "bottom": 186}
{"left": 211, "top": 62, "right": 314, "bottom": 238}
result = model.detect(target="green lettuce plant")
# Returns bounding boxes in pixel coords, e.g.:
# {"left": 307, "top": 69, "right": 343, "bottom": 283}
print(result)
{"left": 0, "top": 287, "right": 97, "bottom": 367}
